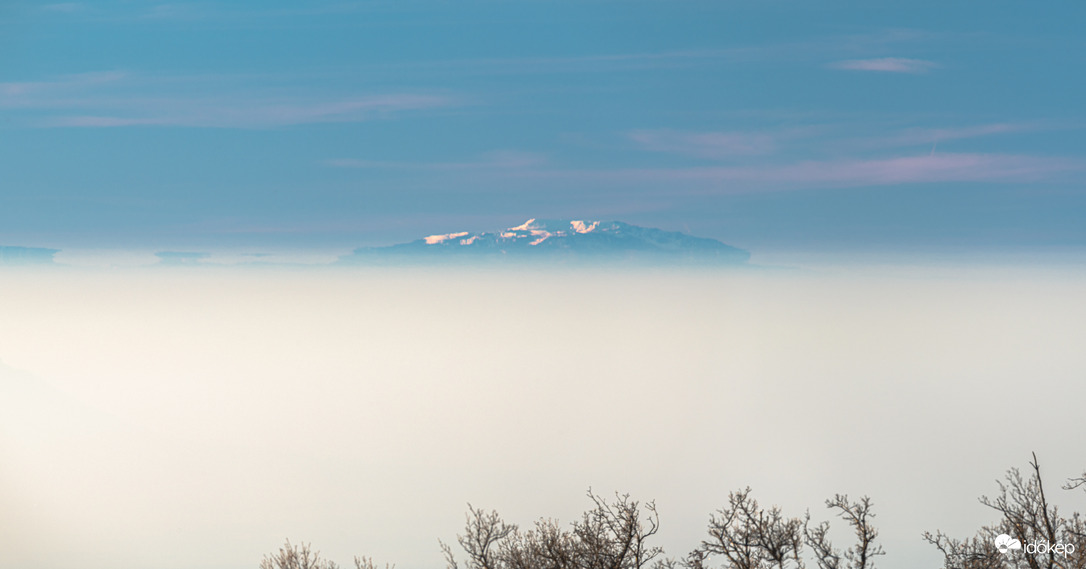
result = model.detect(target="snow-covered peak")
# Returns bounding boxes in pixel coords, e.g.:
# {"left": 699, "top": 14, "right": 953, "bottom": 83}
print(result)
{"left": 424, "top": 231, "right": 469, "bottom": 245}
{"left": 570, "top": 220, "right": 599, "bottom": 234}
{"left": 427, "top": 218, "right": 608, "bottom": 246}
{"left": 343, "top": 218, "right": 750, "bottom": 265}
{"left": 508, "top": 218, "right": 541, "bottom": 231}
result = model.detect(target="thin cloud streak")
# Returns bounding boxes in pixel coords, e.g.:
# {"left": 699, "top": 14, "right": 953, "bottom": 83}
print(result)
{"left": 1, "top": 70, "right": 456, "bottom": 128}
{"left": 524, "top": 153, "right": 1080, "bottom": 190}
{"left": 628, "top": 129, "right": 777, "bottom": 158}
{"left": 325, "top": 150, "right": 548, "bottom": 171}
{"left": 830, "top": 57, "right": 939, "bottom": 73}
{"left": 44, "top": 116, "right": 171, "bottom": 128}
{"left": 36, "top": 96, "right": 453, "bottom": 129}
{"left": 36, "top": 1, "right": 415, "bottom": 23}
{"left": 188, "top": 29, "right": 941, "bottom": 79}
{"left": 831, "top": 122, "right": 1056, "bottom": 154}
{"left": 40, "top": 2, "right": 84, "bottom": 13}
{"left": 890, "top": 123, "right": 1030, "bottom": 145}
{"left": 0, "top": 71, "right": 127, "bottom": 100}
{"left": 626, "top": 123, "right": 1047, "bottom": 162}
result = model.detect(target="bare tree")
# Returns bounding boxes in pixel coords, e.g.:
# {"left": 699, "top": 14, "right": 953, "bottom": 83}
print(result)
{"left": 925, "top": 453, "right": 1086, "bottom": 569}
{"left": 260, "top": 540, "right": 336, "bottom": 569}
{"left": 442, "top": 490, "right": 664, "bottom": 569}
{"left": 691, "top": 487, "right": 805, "bottom": 569}
{"left": 805, "top": 495, "right": 883, "bottom": 569}
{"left": 260, "top": 539, "right": 392, "bottom": 569}
{"left": 573, "top": 491, "right": 664, "bottom": 569}
{"left": 261, "top": 459, "right": 1085, "bottom": 569}
{"left": 923, "top": 531, "right": 1006, "bottom": 569}
{"left": 442, "top": 506, "right": 517, "bottom": 569}
{"left": 804, "top": 516, "right": 842, "bottom": 569}
{"left": 684, "top": 489, "right": 883, "bottom": 569}
{"left": 1063, "top": 473, "right": 1086, "bottom": 544}
{"left": 353, "top": 556, "right": 395, "bottom": 569}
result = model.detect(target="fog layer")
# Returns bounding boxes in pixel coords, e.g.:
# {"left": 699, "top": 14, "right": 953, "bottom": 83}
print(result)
{"left": 1, "top": 265, "right": 1084, "bottom": 569}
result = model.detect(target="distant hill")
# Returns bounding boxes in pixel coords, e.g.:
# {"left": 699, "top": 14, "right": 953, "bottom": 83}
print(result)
{"left": 155, "top": 251, "right": 212, "bottom": 266}
{"left": 339, "top": 219, "right": 750, "bottom": 265}
{"left": 0, "top": 246, "right": 58, "bottom": 265}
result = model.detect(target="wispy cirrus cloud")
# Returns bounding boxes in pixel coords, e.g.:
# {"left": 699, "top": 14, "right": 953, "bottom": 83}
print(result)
{"left": 325, "top": 150, "right": 548, "bottom": 171}
{"left": 835, "top": 121, "right": 1069, "bottom": 154}
{"left": 829, "top": 57, "right": 939, "bottom": 73}
{"left": 628, "top": 129, "right": 777, "bottom": 158}
{"left": 136, "top": 4, "right": 203, "bottom": 21}
{"left": 524, "top": 153, "right": 1080, "bottom": 190}
{"left": 365, "top": 32, "right": 941, "bottom": 77}
{"left": 0, "top": 71, "right": 127, "bottom": 99}
{"left": 724, "top": 153, "right": 1074, "bottom": 185}
{"left": 427, "top": 29, "right": 949, "bottom": 77}
{"left": 41, "top": 3, "right": 84, "bottom": 13}
{"left": 40, "top": 94, "right": 453, "bottom": 128}
{"left": 627, "top": 122, "right": 1037, "bottom": 163}
{"left": 44, "top": 116, "right": 167, "bottom": 128}
{"left": 326, "top": 145, "right": 1079, "bottom": 193}
{"left": 36, "top": 1, "right": 232, "bottom": 23}
{"left": 0, "top": 71, "right": 455, "bottom": 128}
{"left": 890, "top": 123, "right": 1029, "bottom": 145}
{"left": 36, "top": 1, "right": 409, "bottom": 24}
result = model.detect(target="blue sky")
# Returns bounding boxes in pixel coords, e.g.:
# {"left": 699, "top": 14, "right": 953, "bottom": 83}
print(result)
{"left": 1, "top": 0, "right": 1084, "bottom": 253}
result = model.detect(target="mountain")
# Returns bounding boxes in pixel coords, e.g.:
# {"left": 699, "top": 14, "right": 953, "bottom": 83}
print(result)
{"left": 339, "top": 219, "right": 750, "bottom": 264}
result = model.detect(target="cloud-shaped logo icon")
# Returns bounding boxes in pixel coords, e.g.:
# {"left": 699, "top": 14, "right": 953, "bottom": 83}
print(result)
{"left": 995, "top": 534, "right": 1022, "bottom": 555}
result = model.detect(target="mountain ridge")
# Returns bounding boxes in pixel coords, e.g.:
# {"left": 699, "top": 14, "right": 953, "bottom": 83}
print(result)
{"left": 339, "top": 219, "right": 750, "bottom": 264}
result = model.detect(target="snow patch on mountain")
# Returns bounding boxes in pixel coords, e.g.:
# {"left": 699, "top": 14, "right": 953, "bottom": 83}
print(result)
{"left": 570, "top": 220, "right": 599, "bottom": 234}
{"left": 424, "top": 231, "right": 470, "bottom": 245}
{"left": 508, "top": 219, "right": 539, "bottom": 231}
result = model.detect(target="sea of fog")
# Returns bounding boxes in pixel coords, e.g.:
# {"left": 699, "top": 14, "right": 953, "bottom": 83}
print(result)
{"left": 1, "top": 263, "right": 1084, "bottom": 569}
